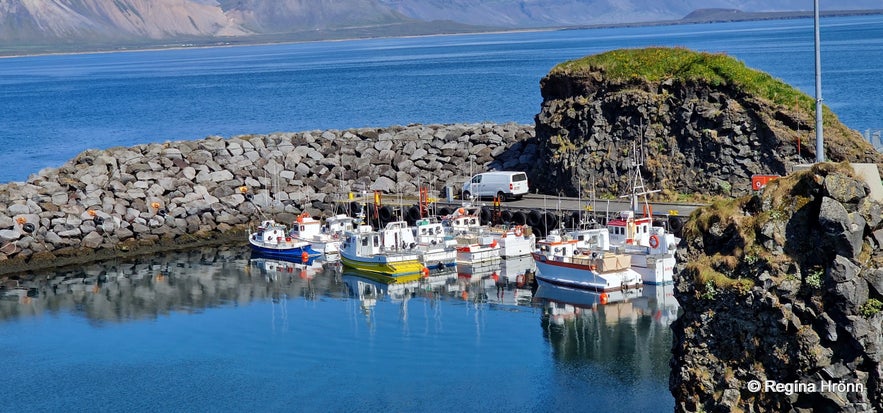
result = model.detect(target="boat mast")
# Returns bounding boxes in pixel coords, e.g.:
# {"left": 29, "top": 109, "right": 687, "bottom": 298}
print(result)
{"left": 814, "top": 0, "right": 825, "bottom": 163}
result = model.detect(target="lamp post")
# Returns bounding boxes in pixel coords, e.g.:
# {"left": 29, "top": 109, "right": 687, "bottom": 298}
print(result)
{"left": 814, "top": 0, "right": 825, "bottom": 163}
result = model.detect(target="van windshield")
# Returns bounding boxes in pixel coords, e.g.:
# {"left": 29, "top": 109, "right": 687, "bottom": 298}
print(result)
{"left": 512, "top": 173, "right": 527, "bottom": 182}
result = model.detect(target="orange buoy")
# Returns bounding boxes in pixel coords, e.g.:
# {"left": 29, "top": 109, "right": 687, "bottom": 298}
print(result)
{"left": 422, "top": 267, "right": 430, "bottom": 278}
{"left": 301, "top": 251, "right": 309, "bottom": 263}
{"left": 600, "top": 292, "right": 609, "bottom": 305}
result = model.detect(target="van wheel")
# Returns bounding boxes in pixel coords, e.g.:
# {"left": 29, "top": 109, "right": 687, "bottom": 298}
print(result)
{"left": 496, "top": 191, "right": 507, "bottom": 202}
{"left": 463, "top": 191, "right": 472, "bottom": 200}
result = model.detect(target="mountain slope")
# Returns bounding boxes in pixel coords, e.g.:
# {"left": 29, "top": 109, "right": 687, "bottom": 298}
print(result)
{"left": 377, "top": 0, "right": 883, "bottom": 27}
{"left": 0, "top": 0, "right": 248, "bottom": 41}
{"left": 218, "top": 0, "right": 411, "bottom": 33}
{"left": 1, "top": 0, "right": 880, "bottom": 47}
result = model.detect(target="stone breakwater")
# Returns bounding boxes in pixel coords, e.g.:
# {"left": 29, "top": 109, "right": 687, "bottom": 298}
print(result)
{"left": 0, "top": 123, "right": 536, "bottom": 275}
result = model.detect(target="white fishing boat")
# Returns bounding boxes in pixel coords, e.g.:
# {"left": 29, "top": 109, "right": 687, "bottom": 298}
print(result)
{"left": 339, "top": 224, "right": 425, "bottom": 277}
{"left": 455, "top": 233, "right": 502, "bottom": 265}
{"left": 412, "top": 218, "right": 457, "bottom": 269}
{"left": 249, "top": 220, "right": 320, "bottom": 261}
{"left": 532, "top": 230, "right": 641, "bottom": 292}
{"left": 602, "top": 140, "right": 679, "bottom": 285}
{"left": 488, "top": 224, "right": 536, "bottom": 258}
{"left": 289, "top": 212, "right": 357, "bottom": 255}
{"left": 606, "top": 211, "right": 677, "bottom": 285}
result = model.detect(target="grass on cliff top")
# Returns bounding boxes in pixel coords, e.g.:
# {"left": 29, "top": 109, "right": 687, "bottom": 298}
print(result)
{"left": 552, "top": 47, "right": 872, "bottom": 162}
{"left": 553, "top": 47, "right": 808, "bottom": 107}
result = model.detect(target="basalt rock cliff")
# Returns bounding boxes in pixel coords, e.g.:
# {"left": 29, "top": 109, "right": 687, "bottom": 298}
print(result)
{"left": 671, "top": 163, "right": 883, "bottom": 412}
{"left": 530, "top": 47, "right": 883, "bottom": 199}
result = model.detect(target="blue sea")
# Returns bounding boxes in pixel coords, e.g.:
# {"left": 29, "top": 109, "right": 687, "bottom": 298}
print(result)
{"left": 1, "top": 15, "right": 882, "bottom": 412}
{"left": 0, "top": 15, "right": 882, "bottom": 183}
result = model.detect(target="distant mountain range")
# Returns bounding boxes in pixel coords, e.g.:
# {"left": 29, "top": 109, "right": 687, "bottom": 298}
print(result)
{"left": 1, "top": 0, "right": 881, "bottom": 53}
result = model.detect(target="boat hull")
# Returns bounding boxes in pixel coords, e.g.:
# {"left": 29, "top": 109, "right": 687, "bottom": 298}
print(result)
{"left": 340, "top": 253, "right": 425, "bottom": 277}
{"left": 629, "top": 254, "right": 675, "bottom": 285}
{"left": 249, "top": 240, "right": 321, "bottom": 260}
{"left": 532, "top": 252, "right": 641, "bottom": 292}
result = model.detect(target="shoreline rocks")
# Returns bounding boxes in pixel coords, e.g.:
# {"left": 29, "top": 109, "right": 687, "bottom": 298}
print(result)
{"left": 671, "top": 163, "right": 883, "bottom": 412}
{"left": 0, "top": 123, "right": 536, "bottom": 275}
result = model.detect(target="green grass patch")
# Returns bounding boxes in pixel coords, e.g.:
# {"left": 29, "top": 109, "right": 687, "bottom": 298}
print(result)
{"left": 859, "top": 298, "right": 882, "bottom": 318}
{"left": 553, "top": 47, "right": 813, "bottom": 111}
{"left": 550, "top": 48, "right": 874, "bottom": 161}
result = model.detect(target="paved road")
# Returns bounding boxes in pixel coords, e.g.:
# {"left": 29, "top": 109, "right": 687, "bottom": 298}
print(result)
{"left": 434, "top": 193, "right": 704, "bottom": 219}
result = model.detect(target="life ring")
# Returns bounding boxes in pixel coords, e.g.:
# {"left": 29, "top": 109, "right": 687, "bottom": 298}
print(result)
{"left": 649, "top": 234, "right": 660, "bottom": 249}
{"left": 514, "top": 226, "right": 523, "bottom": 237}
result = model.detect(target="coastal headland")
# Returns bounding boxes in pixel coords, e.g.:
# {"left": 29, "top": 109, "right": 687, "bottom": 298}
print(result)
{"left": 529, "top": 47, "right": 883, "bottom": 412}
{"left": 1, "top": 46, "right": 882, "bottom": 410}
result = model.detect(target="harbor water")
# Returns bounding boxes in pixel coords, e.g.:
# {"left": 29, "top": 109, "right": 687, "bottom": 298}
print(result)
{"left": 2, "top": 14, "right": 882, "bottom": 412}
{"left": 1, "top": 247, "right": 676, "bottom": 412}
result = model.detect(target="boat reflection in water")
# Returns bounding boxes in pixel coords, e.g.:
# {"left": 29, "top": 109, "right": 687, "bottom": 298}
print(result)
{"left": 0, "top": 247, "right": 350, "bottom": 323}
{"left": 536, "top": 281, "right": 679, "bottom": 387}
{"left": 0, "top": 245, "right": 675, "bottom": 412}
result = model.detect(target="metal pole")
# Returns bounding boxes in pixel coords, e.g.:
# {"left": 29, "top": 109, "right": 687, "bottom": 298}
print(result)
{"left": 814, "top": 0, "right": 825, "bottom": 163}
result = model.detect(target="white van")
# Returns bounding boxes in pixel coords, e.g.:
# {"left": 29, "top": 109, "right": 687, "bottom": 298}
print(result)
{"left": 461, "top": 171, "right": 529, "bottom": 201}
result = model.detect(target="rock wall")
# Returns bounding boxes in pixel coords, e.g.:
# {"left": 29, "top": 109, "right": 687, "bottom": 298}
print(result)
{"left": 0, "top": 123, "right": 536, "bottom": 274}
{"left": 531, "top": 72, "right": 883, "bottom": 198}
{"left": 671, "top": 163, "right": 883, "bottom": 412}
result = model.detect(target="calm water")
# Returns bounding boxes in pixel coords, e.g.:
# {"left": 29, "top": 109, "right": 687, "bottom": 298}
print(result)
{"left": 0, "top": 248, "right": 677, "bottom": 412}
{"left": 1, "top": 15, "right": 882, "bottom": 412}
{"left": 0, "top": 15, "right": 882, "bottom": 182}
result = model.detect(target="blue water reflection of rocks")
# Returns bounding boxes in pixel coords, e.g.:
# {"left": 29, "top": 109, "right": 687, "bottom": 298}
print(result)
{"left": 1, "top": 247, "right": 677, "bottom": 412}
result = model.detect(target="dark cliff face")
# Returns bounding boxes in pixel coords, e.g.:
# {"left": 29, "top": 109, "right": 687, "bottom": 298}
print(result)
{"left": 531, "top": 69, "right": 883, "bottom": 199}
{"left": 670, "top": 164, "right": 883, "bottom": 412}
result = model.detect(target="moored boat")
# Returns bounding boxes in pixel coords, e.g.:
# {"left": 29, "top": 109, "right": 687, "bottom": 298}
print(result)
{"left": 532, "top": 230, "right": 641, "bottom": 292}
{"left": 249, "top": 220, "right": 320, "bottom": 260}
{"left": 290, "top": 212, "right": 356, "bottom": 255}
{"left": 413, "top": 218, "right": 457, "bottom": 269}
{"left": 339, "top": 224, "right": 426, "bottom": 277}
{"left": 488, "top": 224, "right": 536, "bottom": 258}
{"left": 606, "top": 210, "right": 677, "bottom": 284}
{"left": 455, "top": 233, "right": 502, "bottom": 265}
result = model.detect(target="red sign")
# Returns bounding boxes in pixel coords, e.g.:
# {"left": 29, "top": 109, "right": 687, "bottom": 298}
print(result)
{"left": 751, "top": 175, "right": 779, "bottom": 191}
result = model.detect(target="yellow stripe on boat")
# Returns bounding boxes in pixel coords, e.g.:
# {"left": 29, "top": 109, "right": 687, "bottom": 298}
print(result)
{"left": 340, "top": 256, "right": 425, "bottom": 277}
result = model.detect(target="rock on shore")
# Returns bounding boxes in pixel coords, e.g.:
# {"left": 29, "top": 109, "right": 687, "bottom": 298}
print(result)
{"left": 671, "top": 163, "right": 883, "bottom": 412}
{"left": 0, "top": 123, "right": 535, "bottom": 274}
{"left": 530, "top": 48, "right": 883, "bottom": 198}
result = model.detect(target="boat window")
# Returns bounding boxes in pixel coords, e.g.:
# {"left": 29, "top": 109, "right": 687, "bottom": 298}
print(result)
{"left": 373, "top": 235, "right": 379, "bottom": 247}
{"left": 361, "top": 237, "right": 368, "bottom": 247}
